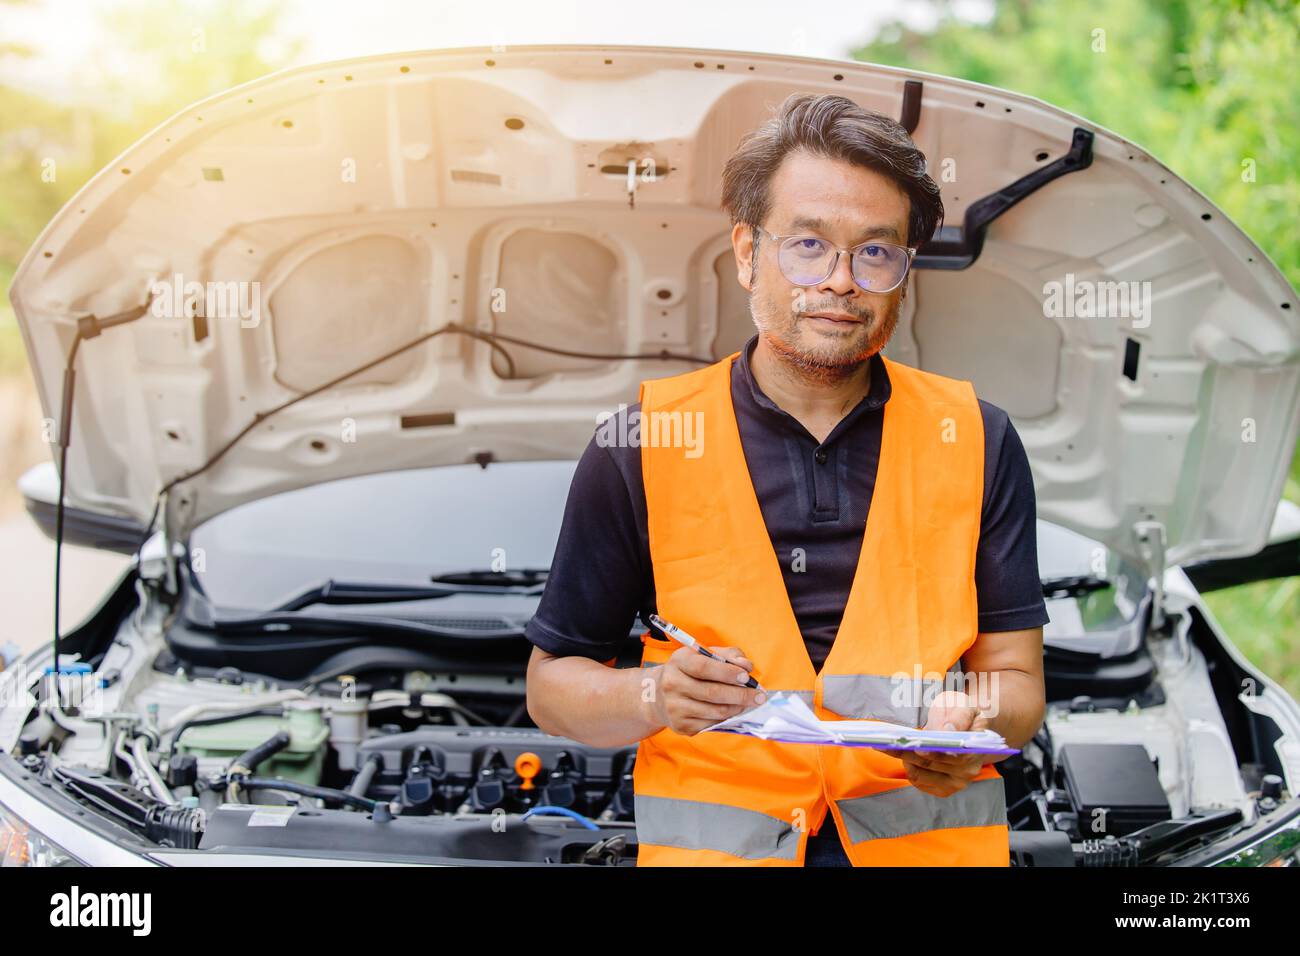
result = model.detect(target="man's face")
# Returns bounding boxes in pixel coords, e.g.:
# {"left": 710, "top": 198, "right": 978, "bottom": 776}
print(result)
{"left": 734, "top": 149, "right": 912, "bottom": 372}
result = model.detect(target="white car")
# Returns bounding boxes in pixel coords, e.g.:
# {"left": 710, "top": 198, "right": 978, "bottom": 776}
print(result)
{"left": 3, "top": 45, "right": 1299, "bottom": 867}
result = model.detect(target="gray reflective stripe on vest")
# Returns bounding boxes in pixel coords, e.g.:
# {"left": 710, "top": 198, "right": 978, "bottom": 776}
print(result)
{"left": 822, "top": 668, "right": 964, "bottom": 726}
{"left": 635, "top": 794, "right": 801, "bottom": 860}
{"left": 836, "top": 777, "right": 1007, "bottom": 844}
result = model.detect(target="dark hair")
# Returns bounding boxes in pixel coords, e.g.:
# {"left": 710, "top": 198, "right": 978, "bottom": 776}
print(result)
{"left": 720, "top": 92, "right": 943, "bottom": 250}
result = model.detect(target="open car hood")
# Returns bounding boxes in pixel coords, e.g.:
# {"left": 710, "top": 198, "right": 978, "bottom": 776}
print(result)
{"left": 10, "top": 44, "right": 1300, "bottom": 569}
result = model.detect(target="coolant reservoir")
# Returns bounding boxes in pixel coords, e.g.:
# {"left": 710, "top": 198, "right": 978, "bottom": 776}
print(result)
{"left": 175, "top": 701, "right": 329, "bottom": 784}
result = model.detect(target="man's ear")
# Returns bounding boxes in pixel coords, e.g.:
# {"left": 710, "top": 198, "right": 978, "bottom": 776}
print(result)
{"left": 731, "top": 221, "right": 755, "bottom": 291}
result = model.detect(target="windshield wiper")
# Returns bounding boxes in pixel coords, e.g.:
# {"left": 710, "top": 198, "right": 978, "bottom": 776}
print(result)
{"left": 1041, "top": 574, "right": 1110, "bottom": 600}
{"left": 274, "top": 573, "right": 547, "bottom": 612}
{"left": 203, "top": 608, "right": 528, "bottom": 641}
{"left": 429, "top": 568, "right": 548, "bottom": 587}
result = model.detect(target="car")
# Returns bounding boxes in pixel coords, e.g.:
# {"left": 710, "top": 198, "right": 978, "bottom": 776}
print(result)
{"left": 2, "top": 44, "right": 1299, "bottom": 867}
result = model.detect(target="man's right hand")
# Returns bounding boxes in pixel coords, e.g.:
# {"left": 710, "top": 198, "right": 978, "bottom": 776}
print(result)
{"left": 646, "top": 646, "right": 767, "bottom": 736}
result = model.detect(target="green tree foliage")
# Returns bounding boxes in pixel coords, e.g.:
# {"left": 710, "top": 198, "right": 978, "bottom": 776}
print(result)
{"left": 856, "top": 0, "right": 1300, "bottom": 290}
{"left": 857, "top": 0, "right": 1300, "bottom": 688}
{"left": 0, "top": 0, "right": 298, "bottom": 370}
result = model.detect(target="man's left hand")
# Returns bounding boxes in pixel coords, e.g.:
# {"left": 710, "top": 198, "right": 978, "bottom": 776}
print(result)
{"left": 881, "top": 691, "right": 991, "bottom": 798}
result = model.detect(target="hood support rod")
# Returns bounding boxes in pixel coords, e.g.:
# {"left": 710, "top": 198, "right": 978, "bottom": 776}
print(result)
{"left": 49, "top": 300, "right": 152, "bottom": 707}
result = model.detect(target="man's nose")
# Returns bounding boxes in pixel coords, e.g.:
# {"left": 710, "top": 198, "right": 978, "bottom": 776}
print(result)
{"left": 818, "top": 249, "right": 861, "bottom": 297}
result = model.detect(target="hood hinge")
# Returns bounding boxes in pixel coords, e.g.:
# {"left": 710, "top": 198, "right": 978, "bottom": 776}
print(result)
{"left": 1133, "top": 520, "right": 1168, "bottom": 631}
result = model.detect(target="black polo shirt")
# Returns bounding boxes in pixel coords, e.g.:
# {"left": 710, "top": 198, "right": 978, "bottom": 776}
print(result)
{"left": 525, "top": 333, "right": 1049, "bottom": 670}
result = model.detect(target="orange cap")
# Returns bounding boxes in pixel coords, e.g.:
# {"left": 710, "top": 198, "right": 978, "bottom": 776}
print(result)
{"left": 514, "top": 751, "right": 541, "bottom": 790}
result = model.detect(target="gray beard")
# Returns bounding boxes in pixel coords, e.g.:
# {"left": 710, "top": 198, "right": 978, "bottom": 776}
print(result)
{"left": 766, "top": 333, "right": 871, "bottom": 386}
{"left": 749, "top": 293, "right": 879, "bottom": 386}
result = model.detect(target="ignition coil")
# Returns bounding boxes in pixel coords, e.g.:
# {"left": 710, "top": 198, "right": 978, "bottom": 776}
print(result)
{"left": 399, "top": 746, "right": 448, "bottom": 815}
{"left": 539, "top": 751, "right": 583, "bottom": 810}
{"left": 463, "top": 748, "right": 510, "bottom": 813}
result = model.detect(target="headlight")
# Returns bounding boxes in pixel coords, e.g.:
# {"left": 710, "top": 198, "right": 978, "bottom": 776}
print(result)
{"left": 0, "top": 799, "right": 83, "bottom": 867}
{"left": 1215, "top": 806, "right": 1300, "bottom": 867}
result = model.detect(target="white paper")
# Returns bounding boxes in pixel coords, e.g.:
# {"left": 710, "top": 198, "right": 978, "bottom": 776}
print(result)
{"left": 703, "top": 692, "right": 1014, "bottom": 753}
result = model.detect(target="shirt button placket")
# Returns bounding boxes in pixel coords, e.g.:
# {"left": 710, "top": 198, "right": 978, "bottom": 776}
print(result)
{"left": 811, "top": 445, "right": 837, "bottom": 520}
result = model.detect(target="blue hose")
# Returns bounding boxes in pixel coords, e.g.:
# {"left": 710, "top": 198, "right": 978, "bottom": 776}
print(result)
{"left": 521, "top": 805, "right": 600, "bottom": 830}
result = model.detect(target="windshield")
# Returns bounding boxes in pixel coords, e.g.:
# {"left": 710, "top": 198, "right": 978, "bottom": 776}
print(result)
{"left": 1035, "top": 520, "right": 1149, "bottom": 656}
{"left": 186, "top": 458, "right": 1141, "bottom": 644}
{"left": 187, "top": 460, "right": 577, "bottom": 613}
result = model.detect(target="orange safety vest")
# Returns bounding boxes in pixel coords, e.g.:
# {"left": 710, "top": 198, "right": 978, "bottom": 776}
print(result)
{"left": 632, "top": 350, "right": 1009, "bottom": 866}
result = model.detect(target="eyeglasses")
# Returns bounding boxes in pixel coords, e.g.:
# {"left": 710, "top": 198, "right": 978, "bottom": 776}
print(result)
{"left": 757, "top": 228, "right": 917, "bottom": 294}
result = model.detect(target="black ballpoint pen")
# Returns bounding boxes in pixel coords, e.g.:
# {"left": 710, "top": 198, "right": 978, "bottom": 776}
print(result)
{"left": 648, "top": 613, "right": 766, "bottom": 692}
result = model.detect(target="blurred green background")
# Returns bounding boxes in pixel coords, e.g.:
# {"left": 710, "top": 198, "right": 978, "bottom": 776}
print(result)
{"left": 0, "top": 0, "right": 1296, "bottom": 691}
{"left": 855, "top": 0, "right": 1300, "bottom": 695}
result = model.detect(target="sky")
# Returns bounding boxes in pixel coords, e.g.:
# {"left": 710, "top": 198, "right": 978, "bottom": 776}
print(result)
{"left": 0, "top": 0, "right": 994, "bottom": 102}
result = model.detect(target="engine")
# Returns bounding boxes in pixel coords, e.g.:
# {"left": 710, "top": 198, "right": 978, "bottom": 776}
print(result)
{"left": 18, "top": 599, "right": 1284, "bottom": 866}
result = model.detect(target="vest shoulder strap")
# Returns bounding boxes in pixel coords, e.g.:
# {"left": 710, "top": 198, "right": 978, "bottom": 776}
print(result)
{"left": 639, "top": 351, "right": 737, "bottom": 413}
{"left": 880, "top": 354, "right": 979, "bottom": 411}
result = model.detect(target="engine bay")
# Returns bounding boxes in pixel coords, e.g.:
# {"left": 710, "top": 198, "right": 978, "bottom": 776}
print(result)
{"left": 2, "top": 566, "right": 1293, "bottom": 866}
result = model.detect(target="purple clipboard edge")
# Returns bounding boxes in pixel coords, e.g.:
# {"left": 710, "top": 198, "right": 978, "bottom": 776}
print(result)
{"left": 707, "top": 726, "right": 1020, "bottom": 756}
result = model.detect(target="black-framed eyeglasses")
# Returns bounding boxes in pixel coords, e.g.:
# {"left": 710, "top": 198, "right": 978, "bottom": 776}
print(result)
{"left": 756, "top": 228, "right": 916, "bottom": 294}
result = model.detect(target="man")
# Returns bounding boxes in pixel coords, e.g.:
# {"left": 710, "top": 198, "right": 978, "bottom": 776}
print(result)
{"left": 525, "top": 92, "right": 1047, "bottom": 866}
